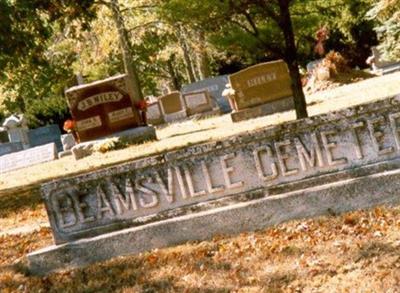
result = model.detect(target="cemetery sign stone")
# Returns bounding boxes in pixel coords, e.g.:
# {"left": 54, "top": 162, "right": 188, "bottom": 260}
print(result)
{"left": 40, "top": 95, "right": 400, "bottom": 244}
{"left": 28, "top": 94, "right": 400, "bottom": 274}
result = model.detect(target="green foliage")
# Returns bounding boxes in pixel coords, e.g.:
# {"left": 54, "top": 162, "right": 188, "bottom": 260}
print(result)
{"left": 0, "top": 0, "right": 383, "bottom": 126}
{"left": 367, "top": 0, "right": 400, "bottom": 59}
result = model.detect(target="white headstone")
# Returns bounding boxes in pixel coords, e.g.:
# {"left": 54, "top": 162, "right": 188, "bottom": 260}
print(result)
{"left": 0, "top": 143, "right": 58, "bottom": 174}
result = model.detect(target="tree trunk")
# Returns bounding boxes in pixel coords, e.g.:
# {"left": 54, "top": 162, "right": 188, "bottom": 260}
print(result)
{"left": 278, "top": 0, "right": 308, "bottom": 119}
{"left": 109, "top": 0, "right": 143, "bottom": 102}
{"left": 196, "top": 31, "right": 211, "bottom": 80}
{"left": 177, "top": 26, "right": 197, "bottom": 83}
{"left": 167, "top": 55, "right": 181, "bottom": 91}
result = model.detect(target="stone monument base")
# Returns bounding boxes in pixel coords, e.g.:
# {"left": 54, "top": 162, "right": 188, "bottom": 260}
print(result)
{"left": 71, "top": 126, "right": 157, "bottom": 160}
{"left": 231, "top": 96, "right": 294, "bottom": 122}
{"left": 27, "top": 158, "right": 400, "bottom": 275}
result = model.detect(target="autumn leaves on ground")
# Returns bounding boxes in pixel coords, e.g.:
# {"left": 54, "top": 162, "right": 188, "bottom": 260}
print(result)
{"left": 1, "top": 190, "right": 400, "bottom": 293}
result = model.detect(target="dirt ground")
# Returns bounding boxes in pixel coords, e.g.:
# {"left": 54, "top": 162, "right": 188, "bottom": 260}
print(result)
{"left": 0, "top": 205, "right": 399, "bottom": 292}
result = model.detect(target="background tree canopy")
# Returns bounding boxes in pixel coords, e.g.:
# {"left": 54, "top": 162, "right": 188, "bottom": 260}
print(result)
{"left": 0, "top": 0, "right": 396, "bottom": 127}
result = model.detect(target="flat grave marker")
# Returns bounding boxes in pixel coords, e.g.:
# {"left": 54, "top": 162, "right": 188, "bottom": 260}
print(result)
{"left": 0, "top": 143, "right": 57, "bottom": 174}
{"left": 65, "top": 74, "right": 143, "bottom": 142}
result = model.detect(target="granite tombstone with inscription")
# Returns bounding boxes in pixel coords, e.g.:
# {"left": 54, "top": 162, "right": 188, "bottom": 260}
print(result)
{"left": 146, "top": 101, "right": 164, "bottom": 126}
{"left": 0, "top": 143, "right": 58, "bottom": 174}
{"left": 159, "top": 91, "right": 187, "bottom": 123}
{"left": 182, "top": 76, "right": 232, "bottom": 113}
{"left": 182, "top": 91, "right": 215, "bottom": 116}
{"left": 65, "top": 74, "right": 143, "bottom": 142}
{"left": 229, "top": 60, "right": 294, "bottom": 122}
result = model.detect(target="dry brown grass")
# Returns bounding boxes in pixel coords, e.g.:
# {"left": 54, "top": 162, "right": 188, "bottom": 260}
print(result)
{"left": 0, "top": 206, "right": 399, "bottom": 292}
{"left": 1, "top": 72, "right": 400, "bottom": 192}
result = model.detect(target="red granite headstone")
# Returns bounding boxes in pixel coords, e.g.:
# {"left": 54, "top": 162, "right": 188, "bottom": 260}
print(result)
{"left": 65, "top": 74, "right": 142, "bottom": 142}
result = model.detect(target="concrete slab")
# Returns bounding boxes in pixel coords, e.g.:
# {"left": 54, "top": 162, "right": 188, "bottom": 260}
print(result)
{"left": 231, "top": 96, "right": 294, "bottom": 122}
{"left": 71, "top": 126, "right": 156, "bottom": 160}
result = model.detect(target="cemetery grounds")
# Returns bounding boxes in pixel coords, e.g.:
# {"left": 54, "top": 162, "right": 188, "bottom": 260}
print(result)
{"left": 1, "top": 72, "right": 400, "bottom": 292}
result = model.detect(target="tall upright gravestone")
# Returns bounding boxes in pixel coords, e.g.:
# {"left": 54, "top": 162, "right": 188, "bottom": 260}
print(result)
{"left": 65, "top": 74, "right": 143, "bottom": 142}
{"left": 228, "top": 60, "right": 294, "bottom": 122}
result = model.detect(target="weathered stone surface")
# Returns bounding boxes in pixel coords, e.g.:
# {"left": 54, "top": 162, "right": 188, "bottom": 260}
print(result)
{"left": 71, "top": 126, "right": 157, "bottom": 160}
{"left": 28, "top": 164, "right": 400, "bottom": 275}
{"left": 28, "top": 124, "right": 63, "bottom": 152}
{"left": 41, "top": 95, "right": 400, "bottom": 244}
{"left": 146, "top": 101, "right": 164, "bottom": 126}
{"left": 65, "top": 74, "right": 143, "bottom": 142}
{"left": 231, "top": 96, "right": 294, "bottom": 122}
{"left": 59, "top": 150, "right": 73, "bottom": 158}
{"left": 182, "top": 76, "right": 232, "bottom": 113}
{"left": 159, "top": 91, "right": 187, "bottom": 123}
{"left": 182, "top": 91, "right": 215, "bottom": 116}
{"left": 229, "top": 60, "right": 293, "bottom": 111}
{"left": 0, "top": 142, "right": 23, "bottom": 157}
{"left": 61, "top": 134, "right": 76, "bottom": 152}
{"left": 0, "top": 143, "right": 58, "bottom": 174}
{"left": 2, "top": 114, "right": 30, "bottom": 149}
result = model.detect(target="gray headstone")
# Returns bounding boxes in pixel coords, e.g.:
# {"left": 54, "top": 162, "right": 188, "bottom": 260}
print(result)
{"left": 0, "top": 143, "right": 58, "bottom": 174}
{"left": 61, "top": 134, "right": 76, "bottom": 151}
{"left": 182, "top": 76, "right": 232, "bottom": 113}
{"left": 0, "top": 142, "right": 23, "bottom": 156}
{"left": 28, "top": 125, "right": 63, "bottom": 152}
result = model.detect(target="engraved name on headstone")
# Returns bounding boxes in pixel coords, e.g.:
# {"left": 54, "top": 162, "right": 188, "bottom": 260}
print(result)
{"left": 229, "top": 60, "right": 293, "bottom": 111}
{"left": 0, "top": 143, "right": 58, "bottom": 174}
{"left": 42, "top": 96, "right": 400, "bottom": 244}
{"left": 65, "top": 74, "right": 142, "bottom": 142}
